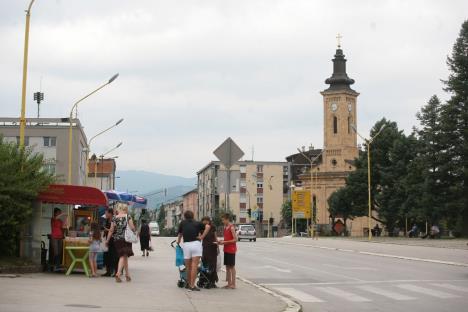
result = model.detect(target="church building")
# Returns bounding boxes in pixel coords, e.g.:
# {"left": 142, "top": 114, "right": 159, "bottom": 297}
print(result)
{"left": 286, "top": 42, "right": 376, "bottom": 236}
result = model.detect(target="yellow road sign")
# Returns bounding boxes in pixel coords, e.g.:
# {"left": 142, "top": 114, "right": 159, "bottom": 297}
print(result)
{"left": 292, "top": 190, "right": 311, "bottom": 219}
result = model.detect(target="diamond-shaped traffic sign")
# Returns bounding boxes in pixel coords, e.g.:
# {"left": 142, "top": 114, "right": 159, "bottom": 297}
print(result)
{"left": 213, "top": 137, "right": 244, "bottom": 169}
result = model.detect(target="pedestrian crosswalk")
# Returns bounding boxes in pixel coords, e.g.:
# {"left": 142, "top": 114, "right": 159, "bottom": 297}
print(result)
{"left": 270, "top": 282, "right": 467, "bottom": 304}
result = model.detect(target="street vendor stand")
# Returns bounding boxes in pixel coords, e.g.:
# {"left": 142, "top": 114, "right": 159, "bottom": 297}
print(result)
{"left": 38, "top": 184, "right": 108, "bottom": 276}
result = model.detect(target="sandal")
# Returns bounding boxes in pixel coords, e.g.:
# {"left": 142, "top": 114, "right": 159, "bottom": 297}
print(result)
{"left": 126, "top": 275, "right": 132, "bottom": 282}
{"left": 115, "top": 274, "right": 122, "bottom": 283}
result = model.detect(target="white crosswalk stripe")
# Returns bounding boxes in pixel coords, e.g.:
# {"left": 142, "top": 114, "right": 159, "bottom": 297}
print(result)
{"left": 318, "top": 286, "right": 371, "bottom": 302}
{"left": 275, "top": 287, "right": 324, "bottom": 303}
{"left": 357, "top": 285, "right": 416, "bottom": 300}
{"left": 431, "top": 283, "right": 468, "bottom": 293}
{"left": 397, "top": 284, "right": 460, "bottom": 299}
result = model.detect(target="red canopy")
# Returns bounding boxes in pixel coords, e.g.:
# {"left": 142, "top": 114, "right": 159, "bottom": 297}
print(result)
{"left": 38, "top": 184, "right": 108, "bottom": 207}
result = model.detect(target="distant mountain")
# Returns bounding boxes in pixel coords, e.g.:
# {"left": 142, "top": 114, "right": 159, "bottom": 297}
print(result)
{"left": 145, "top": 185, "right": 195, "bottom": 209}
{"left": 115, "top": 170, "right": 197, "bottom": 195}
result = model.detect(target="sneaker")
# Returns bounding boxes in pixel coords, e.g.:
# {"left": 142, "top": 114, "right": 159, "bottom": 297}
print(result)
{"left": 190, "top": 287, "right": 200, "bottom": 292}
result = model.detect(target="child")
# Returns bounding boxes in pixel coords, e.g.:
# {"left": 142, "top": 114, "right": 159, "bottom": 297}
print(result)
{"left": 218, "top": 213, "right": 237, "bottom": 289}
{"left": 88, "top": 222, "right": 101, "bottom": 277}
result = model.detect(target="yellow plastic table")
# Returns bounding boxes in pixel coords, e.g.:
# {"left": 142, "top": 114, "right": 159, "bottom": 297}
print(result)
{"left": 65, "top": 246, "right": 90, "bottom": 277}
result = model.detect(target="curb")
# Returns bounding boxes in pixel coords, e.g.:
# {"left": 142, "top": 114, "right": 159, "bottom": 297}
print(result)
{"left": 271, "top": 241, "right": 468, "bottom": 267}
{"left": 237, "top": 274, "right": 302, "bottom": 312}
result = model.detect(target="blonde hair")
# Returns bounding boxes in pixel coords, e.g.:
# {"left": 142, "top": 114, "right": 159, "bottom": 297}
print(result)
{"left": 116, "top": 202, "right": 128, "bottom": 214}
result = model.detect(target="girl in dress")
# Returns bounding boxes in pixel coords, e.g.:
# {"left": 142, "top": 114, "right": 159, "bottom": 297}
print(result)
{"left": 88, "top": 222, "right": 101, "bottom": 277}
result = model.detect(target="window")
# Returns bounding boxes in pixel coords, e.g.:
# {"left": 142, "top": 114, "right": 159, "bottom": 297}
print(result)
{"left": 43, "top": 136, "right": 56, "bottom": 147}
{"left": 333, "top": 116, "right": 338, "bottom": 134}
{"left": 257, "top": 197, "right": 263, "bottom": 204}
{"left": 16, "top": 136, "right": 29, "bottom": 146}
{"left": 257, "top": 165, "right": 263, "bottom": 173}
{"left": 257, "top": 182, "right": 263, "bottom": 189}
{"left": 331, "top": 159, "right": 338, "bottom": 167}
{"left": 43, "top": 163, "right": 56, "bottom": 175}
{"left": 240, "top": 193, "right": 247, "bottom": 203}
{"left": 240, "top": 180, "right": 246, "bottom": 188}
{"left": 240, "top": 165, "right": 246, "bottom": 174}
{"left": 283, "top": 166, "right": 289, "bottom": 174}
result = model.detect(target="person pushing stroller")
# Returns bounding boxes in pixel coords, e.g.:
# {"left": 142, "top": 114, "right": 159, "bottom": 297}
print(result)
{"left": 176, "top": 210, "right": 204, "bottom": 291}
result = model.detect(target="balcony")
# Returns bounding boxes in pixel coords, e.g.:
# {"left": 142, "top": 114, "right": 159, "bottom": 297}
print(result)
{"left": 257, "top": 188, "right": 263, "bottom": 194}
{"left": 257, "top": 173, "right": 264, "bottom": 179}
{"left": 240, "top": 203, "right": 246, "bottom": 209}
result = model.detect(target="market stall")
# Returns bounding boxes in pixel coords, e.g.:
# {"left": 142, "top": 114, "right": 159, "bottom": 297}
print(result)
{"left": 37, "top": 184, "right": 108, "bottom": 274}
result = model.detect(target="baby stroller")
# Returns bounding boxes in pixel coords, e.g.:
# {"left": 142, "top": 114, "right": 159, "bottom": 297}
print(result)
{"left": 171, "top": 240, "right": 188, "bottom": 288}
{"left": 197, "top": 262, "right": 217, "bottom": 289}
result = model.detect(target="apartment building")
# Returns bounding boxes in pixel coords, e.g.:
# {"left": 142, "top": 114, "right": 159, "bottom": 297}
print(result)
{"left": 87, "top": 156, "right": 117, "bottom": 190}
{"left": 161, "top": 200, "right": 183, "bottom": 230}
{"left": 0, "top": 117, "right": 88, "bottom": 185}
{"left": 197, "top": 161, "right": 290, "bottom": 234}
{"left": 182, "top": 188, "right": 198, "bottom": 219}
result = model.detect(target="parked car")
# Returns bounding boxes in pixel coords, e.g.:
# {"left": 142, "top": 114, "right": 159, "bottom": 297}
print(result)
{"left": 149, "top": 221, "right": 160, "bottom": 236}
{"left": 237, "top": 224, "right": 256, "bottom": 242}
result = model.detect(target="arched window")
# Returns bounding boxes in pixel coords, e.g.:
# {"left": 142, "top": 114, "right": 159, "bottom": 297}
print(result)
{"left": 333, "top": 116, "right": 338, "bottom": 134}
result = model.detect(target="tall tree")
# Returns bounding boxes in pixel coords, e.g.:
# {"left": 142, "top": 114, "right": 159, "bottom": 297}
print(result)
{"left": 440, "top": 20, "right": 468, "bottom": 236}
{"left": 0, "top": 138, "right": 53, "bottom": 256}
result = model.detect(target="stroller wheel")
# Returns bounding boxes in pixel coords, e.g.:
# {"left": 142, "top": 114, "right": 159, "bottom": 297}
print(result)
{"left": 177, "top": 280, "right": 185, "bottom": 288}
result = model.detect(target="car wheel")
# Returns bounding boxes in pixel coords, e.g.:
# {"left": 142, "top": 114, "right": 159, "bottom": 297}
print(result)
{"left": 253, "top": 238, "right": 256, "bottom": 242}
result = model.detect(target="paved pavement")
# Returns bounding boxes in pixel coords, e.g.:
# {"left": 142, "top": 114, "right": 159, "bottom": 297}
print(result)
{"left": 236, "top": 237, "right": 468, "bottom": 312}
{"left": 0, "top": 237, "right": 285, "bottom": 312}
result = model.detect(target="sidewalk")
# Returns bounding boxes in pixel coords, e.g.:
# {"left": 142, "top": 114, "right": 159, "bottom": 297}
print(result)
{"left": 0, "top": 237, "right": 286, "bottom": 312}
{"left": 273, "top": 237, "right": 468, "bottom": 265}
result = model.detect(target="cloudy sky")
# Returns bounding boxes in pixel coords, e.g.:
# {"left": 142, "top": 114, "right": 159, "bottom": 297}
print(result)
{"left": 1, "top": 0, "right": 466, "bottom": 177}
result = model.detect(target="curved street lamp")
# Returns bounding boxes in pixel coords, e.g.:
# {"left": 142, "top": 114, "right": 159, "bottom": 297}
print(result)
{"left": 19, "top": 0, "right": 36, "bottom": 149}
{"left": 351, "top": 124, "right": 386, "bottom": 241}
{"left": 94, "top": 142, "right": 123, "bottom": 189}
{"left": 67, "top": 73, "right": 119, "bottom": 184}
{"left": 84, "top": 118, "right": 124, "bottom": 184}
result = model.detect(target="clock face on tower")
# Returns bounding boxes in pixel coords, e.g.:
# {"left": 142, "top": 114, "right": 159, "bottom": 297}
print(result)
{"left": 331, "top": 103, "right": 338, "bottom": 112}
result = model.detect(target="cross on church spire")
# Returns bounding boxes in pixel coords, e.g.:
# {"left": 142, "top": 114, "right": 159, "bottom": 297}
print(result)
{"left": 336, "top": 33, "right": 342, "bottom": 48}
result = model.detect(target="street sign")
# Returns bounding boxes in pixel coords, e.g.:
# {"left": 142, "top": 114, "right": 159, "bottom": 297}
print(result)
{"left": 213, "top": 137, "right": 244, "bottom": 169}
{"left": 251, "top": 210, "right": 258, "bottom": 220}
{"left": 292, "top": 190, "right": 311, "bottom": 219}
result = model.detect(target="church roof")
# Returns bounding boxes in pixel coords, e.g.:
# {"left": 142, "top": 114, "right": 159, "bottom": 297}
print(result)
{"left": 323, "top": 48, "right": 357, "bottom": 93}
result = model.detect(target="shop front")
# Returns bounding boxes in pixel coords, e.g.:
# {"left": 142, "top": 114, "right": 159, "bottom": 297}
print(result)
{"left": 33, "top": 184, "right": 108, "bottom": 272}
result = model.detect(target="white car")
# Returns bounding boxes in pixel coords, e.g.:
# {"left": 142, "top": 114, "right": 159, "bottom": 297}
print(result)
{"left": 237, "top": 224, "right": 256, "bottom": 242}
{"left": 149, "top": 221, "right": 160, "bottom": 236}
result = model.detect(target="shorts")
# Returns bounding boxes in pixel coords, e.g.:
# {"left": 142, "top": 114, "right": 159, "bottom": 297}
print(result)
{"left": 182, "top": 241, "right": 202, "bottom": 259}
{"left": 224, "top": 252, "right": 236, "bottom": 266}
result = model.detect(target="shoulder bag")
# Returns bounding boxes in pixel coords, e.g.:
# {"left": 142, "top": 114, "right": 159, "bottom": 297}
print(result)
{"left": 124, "top": 215, "right": 138, "bottom": 244}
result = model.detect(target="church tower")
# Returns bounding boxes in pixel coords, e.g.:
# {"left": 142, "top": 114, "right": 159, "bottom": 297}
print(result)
{"left": 320, "top": 41, "right": 359, "bottom": 172}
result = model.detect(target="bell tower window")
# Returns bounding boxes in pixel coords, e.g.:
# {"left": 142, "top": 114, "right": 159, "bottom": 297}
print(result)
{"left": 333, "top": 116, "right": 338, "bottom": 134}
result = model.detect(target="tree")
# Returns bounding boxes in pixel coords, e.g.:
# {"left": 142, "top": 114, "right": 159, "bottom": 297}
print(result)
{"left": 281, "top": 201, "right": 292, "bottom": 228}
{"left": 156, "top": 204, "right": 166, "bottom": 232}
{"left": 0, "top": 138, "right": 54, "bottom": 256}
{"left": 328, "top": 188, "right": 356, "bottom": 235}
{"left": 439, "top": 20, "right": 468, "bottom": 236}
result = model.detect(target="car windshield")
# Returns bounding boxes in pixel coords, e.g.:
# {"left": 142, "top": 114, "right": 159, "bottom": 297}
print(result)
{"left": 240, "top": 225, "right": 254, "bottom": 231}
{"left": 149, "top": 222, "right": 158, "bottom": 228}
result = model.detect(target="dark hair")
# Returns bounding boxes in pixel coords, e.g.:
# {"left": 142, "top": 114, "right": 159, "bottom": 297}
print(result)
{"left": 141, "top": 219, "right": 147, "bottom": 224}
{"left": 184, "top": 210, "right": 194, "bottom": 220}
{"left": 221, "top": 213, "right": 231, "bottom": 221}
{"left": 201, "top": 216, "right": 215, "bottom": 232}
{"left": 90, "top": 222, "right": 101, "bottom": 241}
{"left": 53, "top": 208, "right": 62, "bottom": 215}
{"left": 106, "top": 208, "right": 114, "bottom": 215}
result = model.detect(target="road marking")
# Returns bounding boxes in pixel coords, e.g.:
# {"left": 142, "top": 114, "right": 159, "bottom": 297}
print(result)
{"left": 275, "top": 287, "right": 324, "bottom": 303}
{"left": 269, "top": 241, "right": 468, "bottom": 267}
{"left": 261, "top": 279, "right": 468, "bottom": 287}
{"left": 318, "top": 286, "right": 371, "bottom": 302}
{"left": 262, "top": 256, "right": 364, "bottom": 282}
{"left": 397, "top": 284, "right": 460, "bottom": 299}
{"left": 258, "top": 265, "right": 291, "bottom": 273}
{"left": 357, "top": 285, "right": 416, "bottom": 300}
{"left": 323, "top": 264, "right": 377, "bottom": 271}
{"left": 431, "top": 283, "right": 468, "bottom": 292}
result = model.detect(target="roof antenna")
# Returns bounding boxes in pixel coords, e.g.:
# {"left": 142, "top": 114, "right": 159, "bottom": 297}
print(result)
{"left": 34, "top": 76, "right": 44, "bottom": 118}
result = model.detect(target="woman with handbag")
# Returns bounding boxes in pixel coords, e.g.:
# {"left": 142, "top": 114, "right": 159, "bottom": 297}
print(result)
{"left": 106, "top": 203, "right": 136, "bottom": 283}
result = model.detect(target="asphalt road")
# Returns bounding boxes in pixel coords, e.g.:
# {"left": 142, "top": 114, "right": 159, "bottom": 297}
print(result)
{"left": 235, "top": 238, "right": 468, "bottom": 312}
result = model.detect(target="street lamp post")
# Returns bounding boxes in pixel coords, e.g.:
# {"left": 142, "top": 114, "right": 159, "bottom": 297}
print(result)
{"left": 94, "top": 142, "right": 122, "bottom": 189}
{"left": 297, "top": 148, "right": 325, "bottom": 238}
{"left": 67, "top": 73, "right": 119, "bottom": 185}
{"left": 84, "top": 118, "right": 124, "bottom": 185}
{"left": 19, "top": 0, "right": 36, "bottom": 149}
{"left": 289, "top": 183, "right": 296, "bottom": 236}
{"left": 351, "top": 124, "right": 386, "bottom": 241}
